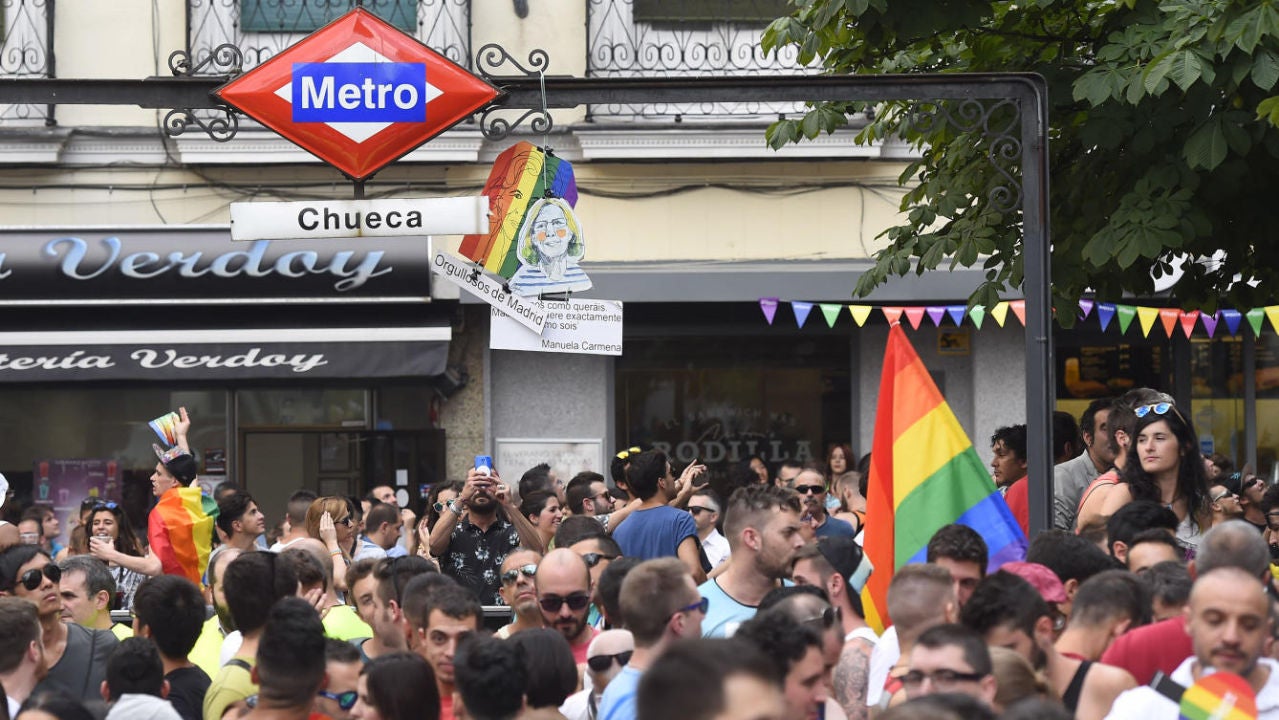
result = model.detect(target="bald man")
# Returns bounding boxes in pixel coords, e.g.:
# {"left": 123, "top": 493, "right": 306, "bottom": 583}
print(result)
{"left": 1106, "top": 567, "right": 1279, "bottom": 717}
{"left": 537, "top": 548, "right": 599, "bottom": 665}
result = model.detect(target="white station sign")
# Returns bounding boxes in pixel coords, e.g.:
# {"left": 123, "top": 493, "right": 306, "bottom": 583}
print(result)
{"left": 230, "top": 196, "right": 488, "bottom": 241}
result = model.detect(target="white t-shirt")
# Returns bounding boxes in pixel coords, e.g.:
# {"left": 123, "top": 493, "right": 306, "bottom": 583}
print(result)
{"left": 701, "top": 529, "right": 731, "bottom": 569}
{"left": 1106, "top": 656, "right": 1279, "bottom": 719}
{"left": 865, "top": 625, "right": 900, "bottom": 707}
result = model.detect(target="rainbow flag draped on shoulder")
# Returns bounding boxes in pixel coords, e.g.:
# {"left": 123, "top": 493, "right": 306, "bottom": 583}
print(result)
{"left": 861, "top": 323, "right": 1026, "bottom": 632}
{"left": 148, "top": 486, "right": 218, "bottom": 587}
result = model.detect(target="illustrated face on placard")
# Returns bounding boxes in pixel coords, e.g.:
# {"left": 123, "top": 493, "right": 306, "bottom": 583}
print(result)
{"left": 532, "top": 203, "right": 571, "bottom": 259}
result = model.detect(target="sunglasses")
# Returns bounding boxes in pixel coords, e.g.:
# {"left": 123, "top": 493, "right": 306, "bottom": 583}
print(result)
{"left": 1134, "top": 402, "right": 1189, "bottom": 425}
{"left": 93, "top": 501, "right": 119, "bottom": 512}
{"left": 336, "top": 516, "right": 353, "bottom": 527}
{"left": 501, "top": 564, "right": 538, "bottom": 585}
{"left": 539, "top": 592, "right": 592, "bottom": 613}
{"left": 582, "top": 552, "right": 618, "bottom": 568}
{"left": 1210, "top": 490, "right": 1237, "bottom": 503}
{"left": 795, "top": 484, "right": 826, "bottom": 495}
{"left": 688, "top": 506, "right": 714, "bottom": 516}
{"left": 587, "top": 650, "right": 633, "bottom": 673}
{"left": 19, "top": 563, "right": 60, "bottom": 591}
{"left": 900, "top": 669, "right": 986, "bottom": 688}
{"left": 800, "top": 605, "right": 842, "bottom": 630}
{"left": 677, "top": 596, "right": 709, "bottom": 615}
{"left": 317, "top": 690, "right": 358, "bottom": 712}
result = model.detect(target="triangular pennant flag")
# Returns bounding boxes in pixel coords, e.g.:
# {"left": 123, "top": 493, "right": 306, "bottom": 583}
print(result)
{"left": 1010, "top": 300, "right": 1027, "bottom": 326}
{"left": 991, "top": 302, "right": 1010, "bottom": 327}
{"left": 1201, "top": 311, "right": 1219, "bottom": 338}
{"left": 1116, "top": 305, "right": 1137, "bottom": 334}
{"left": 926, "top": 306, "right": 947, "bottom": 326}
{"left": 1221, "top": 308, "right": 1243, "bottom": 335}
{"left": 1158, "top": 308, "right": 1179, "bottom": 338}
{"left": 969, "top": 306, "right": 986, "bottom": 329}
{"left": 792, "top": 301, "right": 813, "bottom": 328}
{"left": 1137, "top": 306, "right": 1160, "bottom": 337}
{"left": 1096, "top": 303, "right": 1117, "bottom": 331}
{"left": 849, "top": 305, "right": 873, "bottom": 327}
{"left": 1079, "top": 299, "right": 1094, "bottom": 319}
{"left": 1247, "top": 308, "right": 1266, "bottom": 337}
{"left": 760, "top": 298, "right": 779, "bottom": 325}
{"left": 819, "top": 303, "right": 841, "bottom": 328}
{"left": 947, "top": 305, "right": 966, "bottom": 326}
{"left": 1179, "top": 310, "right": 1200, "bottom": 339}
{"left": 1267, "top": 306, "right": 1279, "bottom": 335}
{"left": 904, "top": 307, "right": 927, "bottom": 329}
{"left": 860, "top": 324, "right": 1027, "bottom": 633}
{"left": 882, "top": 307, "right": 904, "bottom": 325}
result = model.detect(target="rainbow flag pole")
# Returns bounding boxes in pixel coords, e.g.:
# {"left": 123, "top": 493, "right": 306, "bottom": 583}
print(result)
{"left": 861, "top": 323, "right": 1027, "bottom": 632}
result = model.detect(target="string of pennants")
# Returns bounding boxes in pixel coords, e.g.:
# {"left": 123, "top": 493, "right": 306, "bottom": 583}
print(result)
{"left": 758, "top": 297, "right": 1279, "bottom": 339}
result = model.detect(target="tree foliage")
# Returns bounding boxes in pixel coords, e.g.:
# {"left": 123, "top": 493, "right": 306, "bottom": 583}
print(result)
{"left": 763, "top": 0, "right": 1279, "bottom": 319}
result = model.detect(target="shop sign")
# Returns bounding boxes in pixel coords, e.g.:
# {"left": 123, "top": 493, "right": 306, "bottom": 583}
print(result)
{"left": 431, "top": 249, "right": 547, "bottom": 333}
{"left": 230, "top": 196, "right": 489, "bottom": 241}
{"left": 214, "top": 9, "right": 498, "bottom": 180}
{"left": 489, "top": 299, "right": 623, "bottom": 356}
{"left": 0, "top": 227, "right": 430, "bottom": 303}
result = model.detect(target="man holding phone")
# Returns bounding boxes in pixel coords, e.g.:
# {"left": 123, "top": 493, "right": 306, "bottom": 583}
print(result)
{"left": 428, "top": 464, "right": 547, "bottom": 605}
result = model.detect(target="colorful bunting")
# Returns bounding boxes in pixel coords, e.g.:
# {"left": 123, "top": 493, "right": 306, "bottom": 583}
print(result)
{"left": 1248, "top": 308, "right": 1266, "bottom": 337}
{"left": 1158, "top": 308, "right": 1179, "bottom": 338}
{"left": 759, "top": 297, "right": 779, "bottom": 325}
{"left": 1096, "top": 303, "right": 1116, "bottom": 331}
{"left": 1137, "top": 306, "right": 1159, "bottom": 337}
{"left": 882, "top": 307, "right": 904, "bottom": 325}
{"left": 1267, "top": 305, "right": 1279, "bottom": 335}
{"left": 969, "top": 306, "right": 986, "bottom": 329}
{"left": 792, "top": 301, "right": 813, "bottom": 328}
{"left": 1079, "top": 299, "right": 1094, "bottom": 319}
{"left": 904, "top": 307, "right": 926, "bottom": 330}
{"left": 1179, "top": 310, "right": 1200, "bottom": 339}
{"left": 849, "top": 305, "right": 873, "bottom": 327}
{"left": 1116, "top": 305, "right": 1137, "bottom": 334}
{"left": 947, "top": 306, "right": 967, "bottom": 326}
{"left": 991, "top": 302, "right": 1010, "bottom": 327}
{"left": 1222, "top": 309, "right": 1243, "bottom": 336}
{"left": 1202, "top": 311, "right": 1219, "bottom": 338}
{"left": 926, "top": 306, "right": 946, "bottom": 327}
{"left": 1010, "top": 300, "right": 1027, "bottom": 326}
{"left": 819, "top": 303, "right": 842, "bottom": 328}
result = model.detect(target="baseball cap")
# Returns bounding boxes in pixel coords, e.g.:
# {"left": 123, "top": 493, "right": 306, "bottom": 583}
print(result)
{"left": 153, "top": 444, "right": 198, "bottom": 484}
{"left": 1000, "top": 561, "right": 1067, "bottom": 604}
{"left": 816, "top": 536, "right": 875, "bottom": 594}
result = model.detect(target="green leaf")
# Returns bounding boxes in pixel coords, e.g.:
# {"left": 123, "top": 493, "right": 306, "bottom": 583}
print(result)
{"left": 1257, "top": 96, "right": 1279, "bottom": 126}
{"left": 1168, "top": 50, "right": 1205, "bottom": 91}
{"left": 1184, "top": 120, "right": 1229, "bottom": 170}
{"left": 1254, "top": 50, "right": 1279, "bottom": 90}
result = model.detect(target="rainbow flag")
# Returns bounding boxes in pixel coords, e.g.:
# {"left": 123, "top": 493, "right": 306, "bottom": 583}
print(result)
{"left": 148, "top": 486, "right": 218, "bottom": 587}
{"left": 861, "top": 324, "right": 1026, "bottom": 632}
{"left": 458, "top": 141, "right": 578, "bottom": 279}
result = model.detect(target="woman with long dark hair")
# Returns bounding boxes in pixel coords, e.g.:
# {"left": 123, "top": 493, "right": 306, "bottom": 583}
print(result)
{"left": 1101, "top": 401, "right": 1211, "bottom": 546}
{"left": 84, "top": 501, "right": 154, "bottom": 610}
{"left": 351, "top": 652, "right": 439, "bottom": 720}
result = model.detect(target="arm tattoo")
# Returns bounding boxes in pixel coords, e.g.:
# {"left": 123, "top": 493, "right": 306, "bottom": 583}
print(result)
{"left": 833, "top": 639, "right": 873, "bottom": 720}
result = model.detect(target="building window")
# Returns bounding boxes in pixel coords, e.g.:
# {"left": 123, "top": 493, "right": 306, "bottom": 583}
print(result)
{"left": 240, "top": 0, "right": 417, "bottom": 33}
{"left": 632, "top": 0, "right": 792, "bottom": 23}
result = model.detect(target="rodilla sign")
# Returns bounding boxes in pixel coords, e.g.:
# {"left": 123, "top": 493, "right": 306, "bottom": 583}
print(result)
{"left": 292, "top": 62, "right": 426, "bottom": 123}
{"left": 215, "top": 8, "right": 498, "bottom": 180}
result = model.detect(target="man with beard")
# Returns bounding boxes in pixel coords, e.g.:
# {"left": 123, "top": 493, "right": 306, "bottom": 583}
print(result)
{"left": 0, "top": 545, "right": 117, "bottom": 712}
{"left": 190, "top": 547, "right": 241, "bottom": 678}
{"left": 216, "top": 489, "right": 266, "bottom": 554}
{"left": 1105, "top": 567, "right": 1279, "bottom": 718}
{"left": 0, "top": 596, "right": 47, "bottom": 717}
{"left": 428, "top": 466, "right": 546, "bottom": 605}
{"left": 961, "top": 570, "right": 1134, "bottom": 720}
{"left": 699, "top": 485, "right": 805, "bottom": 638}
{"left": 791, "top": 467, "right": 856, "bottom": 539}
{"left": 495, "top": 548, "right": 543, "bottom": 638}
{"left": 537, "top": 548, "right": 599, "bottom": 664}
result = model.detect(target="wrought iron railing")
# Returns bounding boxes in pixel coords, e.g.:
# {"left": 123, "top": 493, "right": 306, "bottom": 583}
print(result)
{"left": 587, "top": 0, "right": 817, "bottom": 121}
{"left": 187, "top": 0, "right": 471, "bottom": 73}
{"left": 0, "top": 0, "right": 54, "bottom": 123}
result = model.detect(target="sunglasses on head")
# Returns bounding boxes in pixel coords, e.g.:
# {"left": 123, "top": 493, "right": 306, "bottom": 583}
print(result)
{"left": 1134, "top": 402, "right": 1184, "bottom": 420}
{"left": 795, "top": 484, "right": 825, "bottom": 495}
{"left": 539, "top": 592, "right": 592, "bottom": 613}
{"left": 587, "top": 650, "right": 633, "bottom": 673}
{"left": 317, "top": 690, "right": 358, "bottom": 712}
{"left": 501, "top": 564, "right": 538, "bottom": 585}
{"left": 582, "top": 552, "right": 618, "bottom": 568}
{"left": 615, "top": 447, "right": 642, "bottom": 461}
{"left": 19, "top": 563, "right": 60, "bottom": 591}
{"left": 93, "top": 501, "right": 119, "bottom": 512}
{"left": 800, "top": 605, "right": 842, "bottom": 630}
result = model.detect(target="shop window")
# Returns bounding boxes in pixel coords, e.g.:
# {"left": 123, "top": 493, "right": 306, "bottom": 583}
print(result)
{"left": 239, "top": 0, "right": 416, "bottom": 33}
{"left": 616, "top": 335, "right": 850, "bottom": 485}
{"left": 237, "top": 388, "right": 368, "bottom": 427}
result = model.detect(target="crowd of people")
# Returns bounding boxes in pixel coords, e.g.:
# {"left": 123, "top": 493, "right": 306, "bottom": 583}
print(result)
{"left": 0, "top": 390, "right": 1275, "bottom": 720}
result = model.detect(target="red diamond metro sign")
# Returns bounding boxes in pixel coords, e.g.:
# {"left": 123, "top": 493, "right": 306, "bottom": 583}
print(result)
{"left": 215, "top": 8, "right": 498, "bottom": 180}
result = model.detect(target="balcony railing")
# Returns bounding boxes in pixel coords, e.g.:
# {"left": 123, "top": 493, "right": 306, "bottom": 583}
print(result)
{"left": 188, "top": 0, "right": 471, "bottom": 73}
{"left": 587, "top": 0, "right": 817, "bottom": 122}
{"left": 0, "top": 0, "right": 54, "bottom": 123}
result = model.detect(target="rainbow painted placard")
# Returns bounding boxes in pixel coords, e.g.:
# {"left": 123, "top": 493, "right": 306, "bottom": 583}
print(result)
{"left": 148, "top": 411, "right": 180, "bottom": 446}
{"left": 861, "top": 323, "right": 1027, "bottom": 632}
{"left": 1180, "top": 672, "right": 1257, "bottom": 720}
{"left": 459, "top": 141, "right": 579, "bottom": 280}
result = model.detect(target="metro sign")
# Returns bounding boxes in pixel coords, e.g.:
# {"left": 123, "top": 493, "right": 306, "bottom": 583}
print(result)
{"left": 215, "top": 8, "right": 498, "bottom": 180}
